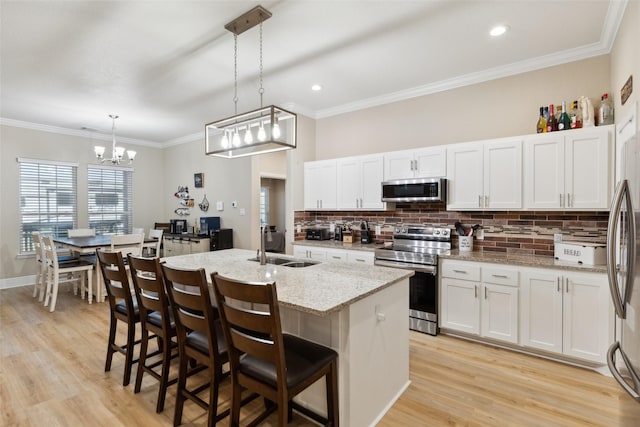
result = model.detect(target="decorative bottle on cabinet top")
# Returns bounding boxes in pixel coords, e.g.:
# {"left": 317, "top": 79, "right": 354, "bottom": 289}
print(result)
{"left": 546, "top": 104, "right": 558, "bottom": 132}
{"left": 598, "top": 93, "right": 614, "bottom": 126}
{"left": 536, "top": 106, "right": 547, "bottom": 133}
{"left": 558, "top": 101, "right": 571, "bottom": 131}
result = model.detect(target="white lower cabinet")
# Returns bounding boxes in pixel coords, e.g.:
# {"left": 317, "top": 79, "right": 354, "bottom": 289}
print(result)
{"left": 520, "top": 268, "right": 612, "bottom": 363}
{"left": 163, "top": 236, "right": 210, "bottom": 256}
{"left": 440, "top": 261, "right": 519, "bottom": 344}
{"left": 293, "top": 245, "right": 374, "bottom": 265}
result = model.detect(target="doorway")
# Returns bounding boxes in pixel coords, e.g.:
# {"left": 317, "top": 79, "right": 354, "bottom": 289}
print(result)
{"left": 260, "top": 177, "right": 286, "bottom": 252}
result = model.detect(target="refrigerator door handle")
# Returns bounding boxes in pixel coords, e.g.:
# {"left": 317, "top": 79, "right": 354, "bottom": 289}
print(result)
{"left": 607, "top": 341, "right": 640, "bottom": 402}
{"left": 607, "top": 180, "right": 630, "bottom": 318}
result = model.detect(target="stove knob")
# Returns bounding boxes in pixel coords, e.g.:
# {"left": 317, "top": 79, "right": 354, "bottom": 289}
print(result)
{"left": 434, "top": 229, "right": 440, "bottom": 235}
{"left": 442, "top": 229, "right": 449, "bottom": 236}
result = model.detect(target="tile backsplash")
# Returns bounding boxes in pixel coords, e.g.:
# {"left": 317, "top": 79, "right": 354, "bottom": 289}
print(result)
{"left": 294, "top": 203, "right": 609, "bottom": 258}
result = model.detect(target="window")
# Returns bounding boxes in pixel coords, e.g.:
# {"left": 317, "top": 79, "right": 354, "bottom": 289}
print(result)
{"left": 18, "top": 158, "right": 78, "bottom": 253}
{"left": 260, "top": 186, "right": 270, "bottom": 226}
{"left": 88, "top": 166, "right": 133, "bottom": 235}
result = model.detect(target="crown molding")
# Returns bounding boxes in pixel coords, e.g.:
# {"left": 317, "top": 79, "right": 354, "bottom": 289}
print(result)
{"left": 0, "top": 117, "right": 163, "bottom": 148}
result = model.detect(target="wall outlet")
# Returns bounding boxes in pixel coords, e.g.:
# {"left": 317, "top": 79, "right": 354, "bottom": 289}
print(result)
{"left": 296, "top": 224, "right": 302, "bottom": 233}
{"left": 231, "top": 200, "right": 237, "bottom": 208}
{"left": 476, "top": 228, "right": 484, "bottom": 240}
{"left": 375, "top": 225, "right": 381, "bottom": 235}
{"left": 329, "top": 223, "right": 335, "bottom": 232}
{"left": 554, "top": 233, "right": 563, "bottom": 243}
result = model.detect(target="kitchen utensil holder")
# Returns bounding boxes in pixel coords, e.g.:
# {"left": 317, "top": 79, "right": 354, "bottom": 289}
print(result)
{"left": 459, "top": 236, "right": 473, "bottom": 252}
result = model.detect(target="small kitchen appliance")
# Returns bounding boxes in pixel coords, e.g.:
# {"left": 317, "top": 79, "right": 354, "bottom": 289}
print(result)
{"left": 554, "top": 241, "right": 606, "bottom": 265}
{"left": 381, "top": 177, "right": 446, "bottom": 203}
{"left": 199, "top": 216, "right": 221, "bottom": 236}
{"left": 170, "top": 219, "right": 187, "bottom": 234}
{"left": 374, "top": 224, "right": 451, "bottom": 335}
{"left": 334, "top": 226, "right": 343, "bottom": 241}
{"left": 360, "top": 220, "right": 371, "bottom": 244}
{"left": 306, "top": 228, "right": 330, "bottom": 240}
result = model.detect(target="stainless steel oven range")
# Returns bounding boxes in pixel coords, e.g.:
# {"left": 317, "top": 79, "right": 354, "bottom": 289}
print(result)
{"left": 374, "top": 225, "right": 451, "bottom": 335}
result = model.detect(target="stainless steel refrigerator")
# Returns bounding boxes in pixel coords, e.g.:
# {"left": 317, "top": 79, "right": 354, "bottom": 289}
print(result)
{"left": 607, "top": 129, "right": 640, "bottom": 403}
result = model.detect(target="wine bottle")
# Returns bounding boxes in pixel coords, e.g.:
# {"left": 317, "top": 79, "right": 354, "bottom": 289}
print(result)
{"left": 547, "top": 104, "right": 558, "bottom": 132}
{"left": 558, "top": 101, "right": 571, "bottom": 131}
{"left": 536, "top": 106, "right": 547, "bottom": 133}
{"left": 570, "top": 100, "right": 582, "bottom": 129}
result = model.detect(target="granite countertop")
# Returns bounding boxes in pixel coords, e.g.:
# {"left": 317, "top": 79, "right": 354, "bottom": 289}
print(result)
{"left": 161, "top": 249, "right": 412, "bottom": 316}
{"left": 292, "top": 239, "right": 384, "bottom": 252}
{"left": 441, "top": 250, "right": 608, "bottom": 274}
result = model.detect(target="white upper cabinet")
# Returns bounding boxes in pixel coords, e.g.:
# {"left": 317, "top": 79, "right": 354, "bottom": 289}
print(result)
{"left": 304, "top": 159, "right": 337, "bottom": 210}
{"left": 384, "top": 146, "right": 446, "bottom": 180}
{"left": 524, "top": 125, "right": 613, "bottom": 210}
{"left": 337, "top": 154, "right": 385, "bottom": 210}
{"left": 447, "top": 138, "right": 522, "bottom": 210}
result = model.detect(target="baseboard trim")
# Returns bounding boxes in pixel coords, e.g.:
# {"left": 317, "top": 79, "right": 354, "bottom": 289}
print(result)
{"left": 0, "top": 275, "right": 34, "bottom": 290}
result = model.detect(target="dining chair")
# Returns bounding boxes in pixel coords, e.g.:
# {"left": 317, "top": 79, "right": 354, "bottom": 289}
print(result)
{"left": 161, "top": 264, "right": 236, "bottom": 427}
{"left": 127, "top": 254, "right": 179, "bottom": 413}
{"left": 146, "top": 229, "right": 164, "bottom": 257}
{"left": 31, "top": 232, "right": 47, "bottom": 300}
{"left": 111, "top": 233, "right": 145, "bottom": 257}
{"left": 41, "top": 236, "right": 94, "bottom": 312}
{"left": 211, "top": 273, "right": 340, "bottom": 427}
{"left": 67, "top": 228, "right": 96, "bottom": 237}
{"left": 97, "top": 249, "right": 141, "bottom": 387}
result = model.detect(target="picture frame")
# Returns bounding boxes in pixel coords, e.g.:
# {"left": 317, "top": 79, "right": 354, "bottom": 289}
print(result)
{"left": 194, "top": 173, "right": 204, "bottom": 188}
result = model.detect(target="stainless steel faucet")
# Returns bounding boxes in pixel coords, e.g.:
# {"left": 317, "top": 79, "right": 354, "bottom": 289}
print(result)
{"left": 260, "top": 225, "right": 272, "bottom": 265}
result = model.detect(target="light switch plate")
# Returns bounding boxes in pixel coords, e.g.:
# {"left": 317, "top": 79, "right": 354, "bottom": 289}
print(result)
{"left": 476, "top": 228, "right": 484, "bottom": 240}
{"left": 216, "top": 201, "right": 224, "bottom": 211}
{"left": 554, "top": 233, "right": 563, "bottom": 242}
{"left": 239, "top": 208, "right": 245, "bottom": 216}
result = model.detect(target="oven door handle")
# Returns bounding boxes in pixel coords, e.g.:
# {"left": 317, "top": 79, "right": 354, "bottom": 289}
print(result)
{"left": 374, "top": 259, "right": 437, "bottom": 274}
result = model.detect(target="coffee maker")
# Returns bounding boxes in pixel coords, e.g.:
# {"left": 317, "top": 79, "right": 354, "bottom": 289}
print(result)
{"left": 170, "top": 219, "right": 188, "bottom": 234}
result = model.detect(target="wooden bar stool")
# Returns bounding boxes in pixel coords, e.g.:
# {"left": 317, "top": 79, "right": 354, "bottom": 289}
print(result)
{"left": 161, "top": 264, "right": 231, "bottom": 427}
{"left": 97, "top": 249, "right": 141, "bottom": 387}
{"left": 127, "top": 254, "right": 178, "bottom": 413}
{"left": 211, "top": 272, "right": 339, "bottom": 427}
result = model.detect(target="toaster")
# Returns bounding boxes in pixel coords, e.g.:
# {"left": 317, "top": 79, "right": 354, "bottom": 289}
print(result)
{"left": 306, "top": 228, "right": 330, "bottom": 240}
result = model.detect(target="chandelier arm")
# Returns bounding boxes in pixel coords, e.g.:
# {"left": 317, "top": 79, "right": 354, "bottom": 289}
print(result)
{"left": 234, "top": 33, "right": 238, "bottom": 116}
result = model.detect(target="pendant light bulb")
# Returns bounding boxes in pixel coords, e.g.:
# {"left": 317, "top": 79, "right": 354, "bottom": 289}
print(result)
{"left": 257, "top": 124, "right": 267, "bottom": 141}
{"left": 221, "top": 132, "right": 229, "bottom": 149}
{"left": 244, "top": 127, "right": 253, "bottom": 144}
{"left": 232, "top": 129, "right": 241, "bottom": 147}
{"left": 272, "top": 118, "right": 281, "bottom": 139}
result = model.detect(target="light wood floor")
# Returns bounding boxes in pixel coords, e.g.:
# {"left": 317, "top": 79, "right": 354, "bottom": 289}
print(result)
{"left": 2, "top": 285, "right": 640, "bottom": 426}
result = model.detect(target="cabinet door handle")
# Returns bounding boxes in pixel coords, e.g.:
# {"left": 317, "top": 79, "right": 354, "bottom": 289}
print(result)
{"left": 474, "top": 285, "right": 478, "bottom": 298}
{"left": 566, "top": 278, "right": 570, "bottom": 293}
{"left": 485, "top": 195, "right": 489, "bottom": 207}
{"left": 557, "top": 277, "right": 561, "bottom": 292}
{"left": 355, "top": 258, "right": 366, "bottom": 263}
{"left": 331, "top": 255, "right": 341, "bottom": 259}
{"left": 492, "top": 274, "right": 508, "bottom": 278}
{"left": 478, "top": 195, "right": 482, "bottom": 208}
{"left": 484, "top": 286, "right": 488, "bottom": 299}
{"left": 453, "top": 269, "right": 468, "bottom": 274}
{"left": 567, "top": 193, "right": 572, "bottom": 207}
{"left": 560, "top": 194, "right": 564, "bottom": 207}
{"left": 360, "top": 198, "right": 363, "bottom": 208}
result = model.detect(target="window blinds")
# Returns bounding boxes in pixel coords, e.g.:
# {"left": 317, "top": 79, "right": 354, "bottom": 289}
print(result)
{"left": 87, "top": 166, "right": 133, "bottom": 235}
{"left": 18, "top": 158, "right": 78, "bottom": 253}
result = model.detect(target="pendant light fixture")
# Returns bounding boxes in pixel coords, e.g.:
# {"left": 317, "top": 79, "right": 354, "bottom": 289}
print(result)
{"left": 205, "top": 5, "right": 296, "bottom": 159}
{"left": 94, "top": 115, "right": 136, "bottom": 164}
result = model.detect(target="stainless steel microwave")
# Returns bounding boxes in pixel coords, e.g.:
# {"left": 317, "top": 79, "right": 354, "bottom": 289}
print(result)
{"left": 381, "top": 178, "right": 447, "bottom": 202}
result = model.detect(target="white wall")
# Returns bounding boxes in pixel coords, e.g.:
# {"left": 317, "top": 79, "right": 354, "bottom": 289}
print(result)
{"left": 0, "top": 124, "right": 164, "bottom": 280}
{"left": 314, "top": 55, "right": 612, "bottom": 160}
{"left": 610, "top": 0, "right": 639, "bottom": 132}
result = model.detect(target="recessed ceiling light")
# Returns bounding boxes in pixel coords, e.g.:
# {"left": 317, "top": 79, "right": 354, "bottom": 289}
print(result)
{"left": 489, "top": 25, "right": 509, "bottom": 37}
{"left": 311, "top": 84, "right": 323, "bottom": 91}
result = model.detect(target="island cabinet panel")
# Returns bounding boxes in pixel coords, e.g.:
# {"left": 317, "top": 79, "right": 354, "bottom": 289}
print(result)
{"left": 293, "top": 244, "right": 375, "bottom": 265}
{"left": 280, "top": 277, "right": 410, "bottom": 427}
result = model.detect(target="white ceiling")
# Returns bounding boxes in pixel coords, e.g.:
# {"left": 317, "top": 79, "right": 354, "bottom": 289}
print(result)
{"left": 0, "top": 0, "right": 627, "bottom": 147}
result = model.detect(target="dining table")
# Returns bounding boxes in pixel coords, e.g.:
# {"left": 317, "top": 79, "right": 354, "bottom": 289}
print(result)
{"left": 52, "top": 235, "right": 158, "bottom": 303}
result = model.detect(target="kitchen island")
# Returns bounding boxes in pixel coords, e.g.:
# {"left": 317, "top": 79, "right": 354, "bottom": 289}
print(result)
{"left": 162, "top": 248, "right": 413, "bottom": 427}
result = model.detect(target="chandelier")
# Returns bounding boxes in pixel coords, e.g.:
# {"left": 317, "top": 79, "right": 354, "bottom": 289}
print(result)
{"left": 205, "top": 5, "right": 296, "bottom": 159}
{"left": 94, "top": 114, "right": 136, "bottom": 165}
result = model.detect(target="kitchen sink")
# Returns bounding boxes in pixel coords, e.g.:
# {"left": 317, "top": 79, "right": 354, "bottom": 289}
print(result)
{"left": 248, "top": 257, "right": 318, "bottom": 268}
